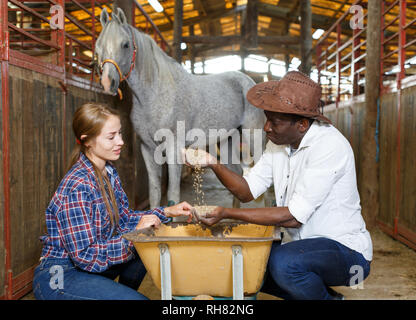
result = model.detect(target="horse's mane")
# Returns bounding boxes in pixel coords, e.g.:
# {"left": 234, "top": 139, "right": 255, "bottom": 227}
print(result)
{"left": 130, "top": 26, "right": 177, "bottom": 86}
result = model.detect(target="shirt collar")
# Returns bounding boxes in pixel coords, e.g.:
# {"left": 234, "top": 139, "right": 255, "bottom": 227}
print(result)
{"left": 105, "top": 163, "right": 115, "bottom": 178}
{"left": 79, "top": 152, "right": 95, "bottom": 175}
{"left": 284, "top": 121, "right": 322, "bottom": 155}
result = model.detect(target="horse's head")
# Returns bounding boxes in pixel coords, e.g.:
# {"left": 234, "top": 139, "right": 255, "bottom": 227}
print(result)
{"left": 95, "top": 8, "right": 136, "bottom": 95}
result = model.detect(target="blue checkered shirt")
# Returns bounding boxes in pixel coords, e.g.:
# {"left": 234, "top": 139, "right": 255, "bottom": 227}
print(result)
{"left": 40, "top": 153, "right": 169, "bottom": 273}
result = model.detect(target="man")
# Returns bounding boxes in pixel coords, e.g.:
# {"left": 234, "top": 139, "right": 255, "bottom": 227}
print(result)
{"left": 184, "top": 71, "right": 372, "bottom": 300}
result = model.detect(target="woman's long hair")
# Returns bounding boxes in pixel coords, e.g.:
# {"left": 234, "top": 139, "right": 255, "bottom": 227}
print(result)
{"left": 69, "top": 102, "right": 120, "bottom": 230}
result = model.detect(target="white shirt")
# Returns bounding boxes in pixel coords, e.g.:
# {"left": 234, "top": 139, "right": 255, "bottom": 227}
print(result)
{"left": 243, "top": 121, "right": 373, "bottom": 261}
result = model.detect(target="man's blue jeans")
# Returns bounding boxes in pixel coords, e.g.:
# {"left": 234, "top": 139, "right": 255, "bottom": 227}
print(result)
{"left": 260, "top": 237, "right": 371, "bottom": 300}
{"left": 32, "top": 250, "right": 148, "bottom": 300}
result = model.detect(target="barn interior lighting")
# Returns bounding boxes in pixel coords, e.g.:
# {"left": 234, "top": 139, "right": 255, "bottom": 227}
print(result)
{"left": 290, "top": 57, "right": 301, "bottom": 68}
{"left": 148, "top": 0, "right": 164, "bottom": 13}
{"left": 312, "top": 29, "right": 325, "bottom": 40}
{"left": 83, "top": 50, "right": 93, "bottom": 58}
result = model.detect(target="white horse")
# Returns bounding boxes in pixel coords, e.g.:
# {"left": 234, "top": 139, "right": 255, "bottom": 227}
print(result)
{"left": 95, "top": 8, "right": 265, "bottom": 208}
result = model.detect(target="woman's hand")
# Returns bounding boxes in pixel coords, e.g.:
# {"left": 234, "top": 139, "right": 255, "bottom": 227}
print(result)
{"left": 182, "top": 148, "right": 217, "bottom": 168}
{"left": 164, "top": 201, "right": 193, "bottom": 223}
{"left": 135, "top": 214, "right": 162, "bottom": 230}
{"left": 198, "top": 206, "right": 226, "bottom": 226}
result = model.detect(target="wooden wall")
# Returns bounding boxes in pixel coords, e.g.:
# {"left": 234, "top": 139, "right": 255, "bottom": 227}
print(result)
{"left": 1, "top": 65, "right": 149, "bottom": 299}
{"left": 378, "top": 87, "right": 416, "bottom": 244}
{"left": 0, "top": 63, "right": 5, "bottom": 298}
{"left": 378, "top": 92, "right": 398, "bottom": 230}
{"left": 324, "top": 89, "right": 416, "bottom": 250}
{"left": 397, "top": 87, "right": 416, "bottom": 237}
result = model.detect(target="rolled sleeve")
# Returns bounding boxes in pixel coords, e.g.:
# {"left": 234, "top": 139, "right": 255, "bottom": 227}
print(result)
{"left": 134, "top": 207, "right": 171, "bottom": 224}
{"left": 288, "top": 193, "right": 315, "bottom": 224}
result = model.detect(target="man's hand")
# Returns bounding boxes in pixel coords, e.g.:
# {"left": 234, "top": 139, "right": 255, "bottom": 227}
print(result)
{"left": 198, "top": 206, "right": 226, "bottom": 226}
{"left": 182, "top": 148, "right": 217, "bottom": 168}
{"left": 136, "top": 214, "right": 162, "bottom": 230}
{"left": 164, "top": 201, "right": 193, "bottom": 223}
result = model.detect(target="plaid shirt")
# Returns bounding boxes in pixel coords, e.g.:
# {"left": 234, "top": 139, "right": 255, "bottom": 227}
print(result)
{"left": 40, "top": 152, "right": 169, "bottom": 273}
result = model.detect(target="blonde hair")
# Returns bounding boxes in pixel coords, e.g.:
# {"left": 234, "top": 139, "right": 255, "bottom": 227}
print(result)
{"left": 69, "top": 102, "right": 120, "bottom": 229}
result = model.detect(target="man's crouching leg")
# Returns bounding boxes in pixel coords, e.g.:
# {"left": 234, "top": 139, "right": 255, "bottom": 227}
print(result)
{"left": 261, "top": 238, "right": 371, "bottom": 300}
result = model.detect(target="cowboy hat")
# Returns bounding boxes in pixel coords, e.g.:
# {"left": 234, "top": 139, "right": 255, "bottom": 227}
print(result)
{"left": 246, "top": 71, "right": 331, "bottom": 124}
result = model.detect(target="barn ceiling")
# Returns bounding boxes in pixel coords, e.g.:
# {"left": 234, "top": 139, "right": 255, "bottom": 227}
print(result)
{"left": 58, "top": 0, "right": 364, "bottom": 62}
{"left": 131, "top": 0, "right": 361, "bottom": 61}
{"left": 7, "top": 0, "right": 416, "bottom": 78}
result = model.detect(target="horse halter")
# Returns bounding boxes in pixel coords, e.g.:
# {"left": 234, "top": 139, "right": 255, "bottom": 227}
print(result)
{"left": 100, "top": 27, "right": 137, "bottom": 85}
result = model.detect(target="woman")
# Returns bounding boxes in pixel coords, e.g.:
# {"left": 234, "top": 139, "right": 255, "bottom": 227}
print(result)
{"left": 33, "top": 102, "right": 192, "bottom": 300}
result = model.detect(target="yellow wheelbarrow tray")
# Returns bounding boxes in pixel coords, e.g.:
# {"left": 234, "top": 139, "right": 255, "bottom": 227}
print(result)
{"left": 123, "top": 220, "right": 279, "bottom": 300}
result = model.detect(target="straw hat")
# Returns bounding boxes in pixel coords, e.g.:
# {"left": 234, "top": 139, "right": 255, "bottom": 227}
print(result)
{"left": 247, "top": 71, "right": 331, "bottom": 124}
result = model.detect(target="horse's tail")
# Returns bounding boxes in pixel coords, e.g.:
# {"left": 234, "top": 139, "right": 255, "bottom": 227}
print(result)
{"left": 239, "top": 73, "right": 266, "bottom": 168}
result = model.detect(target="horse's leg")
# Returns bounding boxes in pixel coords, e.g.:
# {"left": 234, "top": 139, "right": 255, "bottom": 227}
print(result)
{"left": 166, "top": 164, "right": 182, "bottom": 206}
{"left": 165, "top": 144, "right": 182, "bottom": 206}
{"left": 140, "top": 144, "right": 162, "bottom": 209}
{"left": 223, "top": 130, "right": 242, "bottom": 208}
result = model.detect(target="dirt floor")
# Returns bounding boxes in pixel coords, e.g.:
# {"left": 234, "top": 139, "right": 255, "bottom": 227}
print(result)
{"left": 21, "top": 169, "right": 416, "bottom": 300}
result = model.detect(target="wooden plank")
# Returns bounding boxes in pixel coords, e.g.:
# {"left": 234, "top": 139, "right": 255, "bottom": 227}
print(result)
{"left": 379, "top": 92, "right": 397, "bottom": 228}
{"left": 399, "top": 87, "right": 416, "bottom": 232}
{"left": 182, "top": 35, "right": 300, "bottom": 45}
{"left": 173, "top": 0, "right": 183, "bottom": 63}
{"left": 8, "top": 66, "right": 64, "bottom": 278}
{"left": 244, "top": 0, "right": 258, "bottom": 48}
{"left": 0, "top": 63, "right": 5, "bottom": 298}
{"left": 354, "top": 103, "right": 365, "bottom": 191}
{"left": 21, "top": 71, "right": 37, "bottom": 275}
{"left": 9, "top": 68, "right": 24, "bottom": 275}
{"left": 300, "top": 0, "right": 312, "bottom": 75}
{"left": 361, "top": 0, "right": 381, "bottom": 227}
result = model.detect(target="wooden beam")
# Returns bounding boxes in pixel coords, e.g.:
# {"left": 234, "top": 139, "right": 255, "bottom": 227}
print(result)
{"left": 194, "top": 0, "right": 207, "bottom": 16}
{"left": 299, "top": 0, "right": 312, "bottom": 75}
{"left": 330, "top": 0, "right": 350, "bottom": 19}
{"left": 163, "top": 11, "right": 174, "bottom": 28}
{"left": 258, "top": 35, "right": 300, "bottom": 45}
{"left": 257, "top": 3, "right": 351, "bottom": 32}
{"left": 362, "top": 0, "right": 381, "bottom": 228}
{"left": 182, "top": 35, "right": 240, "bottom": 44}
{"left": 182, "top": 35, "right": 300, "bottom": 45}
{"left": 155, "top": 5, "right": 247, "bottom": 32}
{"left": 244, "top": 0, "right": 258, "bottom": 48}
{"left": 189, "top": 24, "right": 195, "bottom": 74}
{"left": 173, "top": 0, "right": 183, "bottom": 63}
{"left": 114, "top": 0, "right": 133, "bottom": 24}
{"left": 194, "top": 44, "right": 299, "bottom": 58}
{"left": 192, "top": 0, "right": 209, "bottom": 36}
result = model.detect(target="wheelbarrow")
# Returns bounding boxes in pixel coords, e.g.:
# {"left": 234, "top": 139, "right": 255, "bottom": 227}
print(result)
{"left": 123, "top": 219, "right": 280, "bottom": 300}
